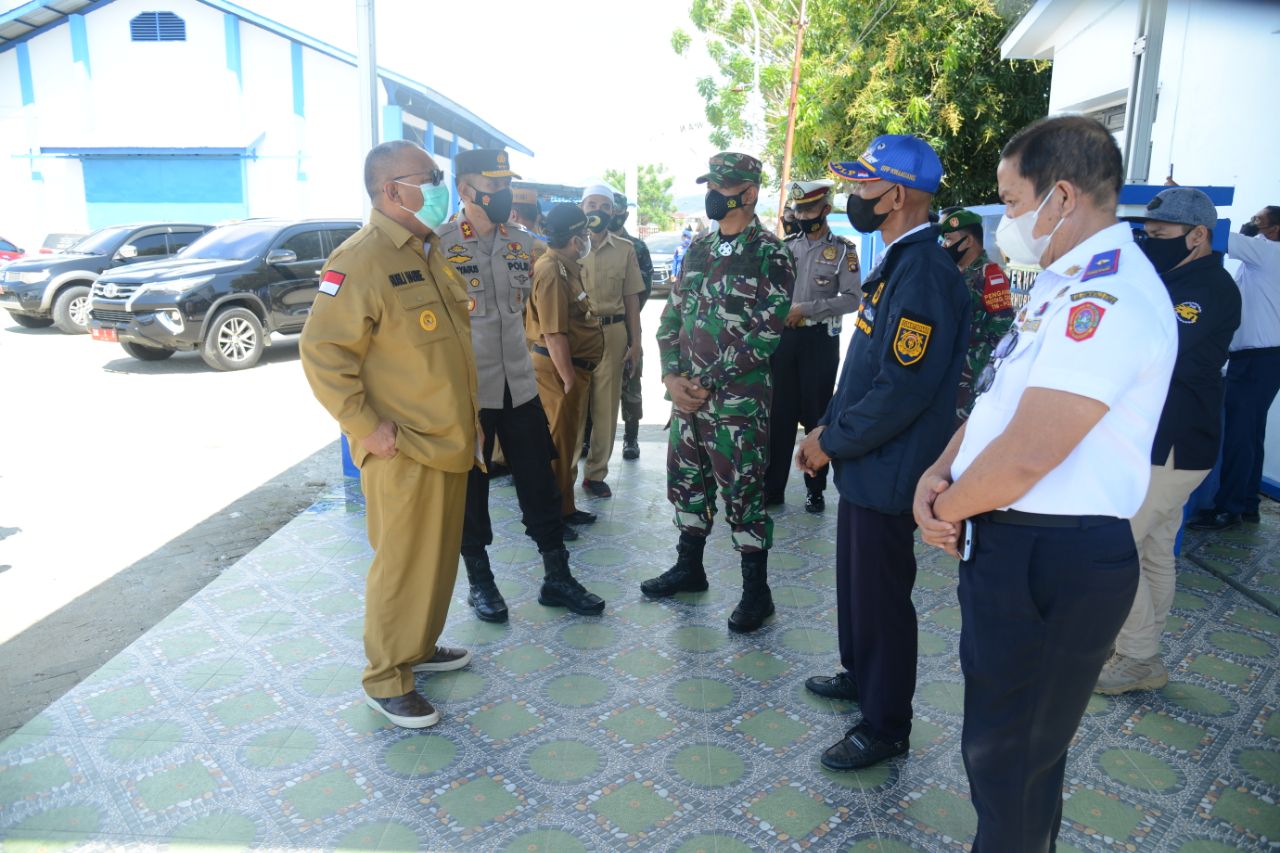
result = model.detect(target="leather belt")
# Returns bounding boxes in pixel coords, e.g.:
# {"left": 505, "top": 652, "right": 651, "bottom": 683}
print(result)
{"left": 600, "top": 314, "right": 626, "bottom": 325}
{"left": 982, "top": 509, "right": 1121, "bottom": 529}
{"left": 531, "top": 344, "right": 596, "bottom": 372}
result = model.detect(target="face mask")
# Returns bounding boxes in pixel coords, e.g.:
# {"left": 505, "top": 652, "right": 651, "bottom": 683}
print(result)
{"left": 942, "top": 236, "right": 968, "bottom": 266}
{"left": 845, "top": 186, "right": 895, "bottom": 234}
{"left": 395, "top": 180, "right": 451, "bottom": 228}
{"left": 781, "top": 218, "right": 799, "bottom": 236}
{"left": 705, "top": 188, "right": 747, "bottom": 222}
{"left": 1139, "top": 233, "right": 1193, "bottom": 275}
{"left": 1241, "top": 221, "right": 1260, "bottom": 238}
{"left": 576, "top": 234, "right": 592, "bottom": 261}
{"left": 467, "top": 184, "right": 513, "bottom": 225}
{"left": 585, "top": 210, "right": 611, "bottom": 233}
{"left": 995, "top": 189, "right": 1064, "bottom": 266}
{"left": 610, "top": 212, "right": 628, "bottom": 231}
{"left": 799, "top": 214, "right": 827, "bottom": 234}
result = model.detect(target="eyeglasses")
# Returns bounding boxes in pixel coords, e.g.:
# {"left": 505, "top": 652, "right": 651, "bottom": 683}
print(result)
{"left": 391, "top": 169, "right": 445, "bottom": 187}
{"left": 974, "top": 328, "right": 1019, "bottom": 396}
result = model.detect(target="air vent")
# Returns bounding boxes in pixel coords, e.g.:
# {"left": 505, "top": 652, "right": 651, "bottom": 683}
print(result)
{"left": 130, "top": 12, "right": 186, "bottom": 42}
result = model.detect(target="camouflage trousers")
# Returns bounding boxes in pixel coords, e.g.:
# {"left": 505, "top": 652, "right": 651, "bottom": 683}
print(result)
{"left": 621, "top": 358, "right": 643, "bottom": 425}
{"left": 667, "top": 408, "right": 772, "bottom": 552}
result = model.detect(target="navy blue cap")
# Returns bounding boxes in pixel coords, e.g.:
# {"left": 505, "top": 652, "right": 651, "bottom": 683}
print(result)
{"left": 829, "top": 134, "right": 943, "bottom": 193}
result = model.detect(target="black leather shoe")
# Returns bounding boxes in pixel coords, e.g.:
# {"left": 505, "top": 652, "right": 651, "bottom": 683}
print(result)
{"left": 764, "top": 492, "right": 785, "bottom": 507}
{"left": 564, "top": 510, "right": 598, "bottom": 525}
{"left": 728, "top": 551, "right": 774, "bottom": 634}
{"left": 582, "top": 479, "right": 613, "bottom": 498}
{"left": 805, "top": 491, "right": 825, "bottom": 513}
{"left": 805, "top": 672, "right": 858, "bottom": 701}
{"left": 463, "top": 554, "right": 508, "bottom": 623}
{"left": 623, "top": 437, "right": 640, "bottom": 460}
{"left": 365, "top": 690, "right": 440, "bottom": 728}
{"left": 539, "top": 548, "right": 606, "bottom": 615}
{"left": 562, "top": 524, "right": 579, "bottom": 542}
{"left": 820, "top": 722, "right": 908, "bottom": 771}
{"left": 641, "top": 532, "right": 708, "bottom": 598}
{"left": 1244, "top": 511, "right": 1261, "bottom": 523}
{"left": 1189, "top": 511, "right": 1241, "bottom": 531}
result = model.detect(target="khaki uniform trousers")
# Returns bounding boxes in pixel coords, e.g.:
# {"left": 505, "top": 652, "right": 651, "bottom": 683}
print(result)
{"left": 578, "top": 322, "right": 628, "bottom": 482}
{"left": 1114, "top": 450, "right": 1208, "bottom": 660}
{"left": 534, "top": 352, "right": 592, "bottom": 517}
{"left": 360, "top": 452, "right": 467, "bottom": 698}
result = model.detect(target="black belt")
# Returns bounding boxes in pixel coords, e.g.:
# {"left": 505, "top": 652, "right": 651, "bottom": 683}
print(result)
{"left": 600, "top": 314, "right": 626, "bottom": 325}
{"left": 982, "top": 509, "right": 1121, "bottom": 529}
{"left": 531, "top": 344, "right": 596, "bottom": 372}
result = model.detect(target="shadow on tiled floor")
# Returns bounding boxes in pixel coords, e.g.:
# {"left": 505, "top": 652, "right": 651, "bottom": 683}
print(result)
{"left": 2, "top": 439, "right": 1278, "bottom": 851}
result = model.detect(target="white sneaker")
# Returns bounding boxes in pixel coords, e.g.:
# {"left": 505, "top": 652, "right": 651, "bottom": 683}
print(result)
{"left": 1094, "top": 653, "right": 1169, "bottom": 695}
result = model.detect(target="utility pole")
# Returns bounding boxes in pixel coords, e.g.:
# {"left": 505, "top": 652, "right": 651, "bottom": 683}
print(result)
{"left": 778, "top": 0, "right": 807, "bottom": 231}
{"left": 355, "top": 0, "right": 378, "bottom": 218}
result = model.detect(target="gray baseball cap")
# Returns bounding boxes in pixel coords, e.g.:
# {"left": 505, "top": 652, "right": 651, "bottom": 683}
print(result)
{"left": 1136, "top": 187, "right": 1217, "bottom": 229}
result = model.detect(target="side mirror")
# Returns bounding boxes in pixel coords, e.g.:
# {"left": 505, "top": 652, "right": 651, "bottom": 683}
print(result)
{"left": 116, "top": 244, "right": 139, "bottom": 260}
{"left": 266, "top": 249, "right": 297, "bottom": 265}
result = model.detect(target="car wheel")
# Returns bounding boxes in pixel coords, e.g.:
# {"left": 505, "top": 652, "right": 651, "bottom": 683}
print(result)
{"left": 52, "top": 284, "right": 92, "bottom": 334}
{"left": 201, "top": 306, "right": 265, "bottom": 371}
{"left": 7, "top": 311, "right": 54, "bottom": 329}
{"left": 121, "top": 341, "right": 175, "bottom": 361}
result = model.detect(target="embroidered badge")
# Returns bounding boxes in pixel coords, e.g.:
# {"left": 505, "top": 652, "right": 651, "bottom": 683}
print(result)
{"left": 1066, "top": 301, "right": 1105, "bottom": 341}
{"left": 468, "top": 296, "right": 477, "bottom": 314}
{"left": 822, "top": 245, "right": 838, "bottom": 261}
{"left": 1021, "top": 318, "right": 1042, "bottom": 333}
{"left": 847, "top": 251, "right": 860, "bottom": 273}
{"left": 1080, "top": 249, "right": 1120, "bottom": 282}
{"left": 460, "top": 221, "right": 475, "bottom": 240}
{"left": 893, "top": 314, "right": 933, "bottom": 368}
{"left": 1034, "top": 301, "right": 1050, "bottom": 317}
{"left": 448, "top": 253, "right": 473, "bottom": 264}
{"left": 1175, "top": 301, "right": 1202, "bottom": 324}
{"left": 871, "top": 282, "right": 885, "bottom": 305}
{"left": 319, "top": 270, "right": 345, "bottom": 296}
{"left": 718, "top": 242, "right": 734, "bottom": 257}
{"left": 470, "top": 278, "right": 481, "bottom": 289}
{"left": 1065, "top": 265, "right": 1081, "bottom": 277}
{"left": 1055, "top": 286, "right": 1070, "bottom": 299}
{"left": 1071, "top": 290, "right": 1119, "bottom": 304}
{"left": 1017, "top": 307, "right": 1028, "bottom": 323}
{"left": 982, "top": 264, "right": 1012, "bottom": 312}
{"left": 419, "top": 309, "right": 438, "bottom": 332}
{"left": 448, "top": 244, "right": 466, "bottom": 254}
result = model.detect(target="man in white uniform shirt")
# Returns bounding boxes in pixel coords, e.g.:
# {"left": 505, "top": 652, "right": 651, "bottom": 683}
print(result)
{"left": 913, "top": 115, "right": 1177, "bottom": 853}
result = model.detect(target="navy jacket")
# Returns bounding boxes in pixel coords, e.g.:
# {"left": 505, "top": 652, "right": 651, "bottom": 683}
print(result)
{"left": 818, "top": 225, "right": 970, "bottom": 514}
{"left": 1151, "top": 252, "right": 1241, "bottom": 469}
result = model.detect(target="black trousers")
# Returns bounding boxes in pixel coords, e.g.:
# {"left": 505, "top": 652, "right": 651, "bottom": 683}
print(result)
{"left": 462, "top": 385, "right": 563, "bottom": 559}
{"left": 766, "top": 324, "right": 840, "bottom": 496}
{"left": 835, "top": 499, "right": 918, "bottom": 741}
{"left": 960, "top": 515, "right": 1138, "bottom": 853}
{"left": 1214, "top": 347, "right": 1280, "bottom": 515}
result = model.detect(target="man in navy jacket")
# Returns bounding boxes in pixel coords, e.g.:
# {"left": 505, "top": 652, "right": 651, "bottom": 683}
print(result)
{"left": 796, "top": 135, "right": 969, "bottom": 769}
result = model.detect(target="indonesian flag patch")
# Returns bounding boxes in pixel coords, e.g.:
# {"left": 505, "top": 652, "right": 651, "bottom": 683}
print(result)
{"left": 319, "top": 270, "right": 346, "bottom": 296}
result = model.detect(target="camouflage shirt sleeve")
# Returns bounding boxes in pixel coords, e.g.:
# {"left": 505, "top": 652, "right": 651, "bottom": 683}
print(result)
{"left": 656, "top": 277, "right": 684, "bottom": 378}
{"left": 706, "top": 241, "right": 794, "bottom": 389}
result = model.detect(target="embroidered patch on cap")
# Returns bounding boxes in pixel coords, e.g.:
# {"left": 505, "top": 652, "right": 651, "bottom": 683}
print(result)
{"left": 319, "top": 270, "right": 345, "bottom": 296}
{"left": 1066, "top": 301, "right": 1105, "bottom": 341}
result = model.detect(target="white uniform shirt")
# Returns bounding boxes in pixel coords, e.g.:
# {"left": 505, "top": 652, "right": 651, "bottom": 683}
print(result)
{"left": 952, "top": 222, "right": 1178, "bottom": 518}
{"left": 1226, "top": 232, "right": 1280, "bottom": 351}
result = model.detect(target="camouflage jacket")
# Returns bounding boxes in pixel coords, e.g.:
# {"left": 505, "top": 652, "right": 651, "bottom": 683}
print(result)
{"left": 657, "top": 216, "right": 795, "bottom": 417}
{"left": 615, "top": 228, "right": 655, "bottom": 301}
{"left": 956, "top": 252, "right": 1015, "bottom": 420}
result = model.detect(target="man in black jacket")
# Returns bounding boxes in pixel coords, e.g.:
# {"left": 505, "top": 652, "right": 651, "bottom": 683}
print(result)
{"left": 796, "top": 135, "right": 969, "bottom": 768}
{"left": 1095, "top": 188, "right": 1241, "bottom": 694}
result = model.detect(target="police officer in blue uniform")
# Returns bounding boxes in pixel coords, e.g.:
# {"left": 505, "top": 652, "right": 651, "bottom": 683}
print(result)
{"left": 915, "top": 116, "right": 1178, "bottom": 852}
{"left": 795, "top": 135, "right": 969, "bottom": 769}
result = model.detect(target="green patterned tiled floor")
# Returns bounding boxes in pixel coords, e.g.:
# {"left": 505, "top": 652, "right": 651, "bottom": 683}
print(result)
{"left": 2, "top": 440, "right": 1279, "bottom": 851}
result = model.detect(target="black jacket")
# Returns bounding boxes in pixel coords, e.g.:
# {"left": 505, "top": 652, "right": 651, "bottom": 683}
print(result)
{"left": 1151, "top": 252, "right": 1241, "bottom": 469}
{"left": 818, "top": 225, "right": 970, "bottom": 513}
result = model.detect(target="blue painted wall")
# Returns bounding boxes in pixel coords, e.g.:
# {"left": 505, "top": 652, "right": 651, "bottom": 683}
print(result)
{"left": 81, "top": 157, "right": 247, "bottom": 228}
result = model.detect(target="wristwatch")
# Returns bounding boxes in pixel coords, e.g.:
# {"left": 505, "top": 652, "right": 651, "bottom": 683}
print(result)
{"left": 698, "top": 375, "right": 715, "bottom": 391}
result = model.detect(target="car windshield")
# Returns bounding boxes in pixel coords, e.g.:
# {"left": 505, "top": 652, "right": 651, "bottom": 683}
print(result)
{"left": 644, "top": 232, "right": 686, "bottom": 254}
{"left": 178, "top": 223, "right": 278, "bottom": 260}
{"left": 68, "top": 226, "right": 133, "bottom": 255}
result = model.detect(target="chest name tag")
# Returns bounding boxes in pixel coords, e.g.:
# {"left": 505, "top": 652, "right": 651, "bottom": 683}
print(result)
{"left": 389, "top": 270, "right": 425, "bottom": 287}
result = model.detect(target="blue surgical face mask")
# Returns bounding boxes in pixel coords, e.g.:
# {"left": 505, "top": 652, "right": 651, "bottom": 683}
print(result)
{"left": 396, "top": 180, "right": 452, "bottom": 229}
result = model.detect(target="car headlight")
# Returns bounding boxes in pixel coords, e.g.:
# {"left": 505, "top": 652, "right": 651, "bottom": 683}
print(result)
{"left": 6, "top": 271, "right": 49, "bottom": 284}
{"left": 139, "top": 275, "right": 214, "bottom": 295}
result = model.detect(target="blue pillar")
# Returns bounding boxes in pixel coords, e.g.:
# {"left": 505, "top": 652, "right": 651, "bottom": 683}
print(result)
{"left": 17, "top": 43, "right": 34, "bottom": 105}
{"left": 224, "top": 14, "right": 242, "bottom": 90}
{"left": 69, "top": 14, "right": 90, "bottom": 76}
{"left": 290, "top": 42, "right": 304, "bottom": 117}
{"left": 382, "top": 105, "right": 403, "bottom": 142}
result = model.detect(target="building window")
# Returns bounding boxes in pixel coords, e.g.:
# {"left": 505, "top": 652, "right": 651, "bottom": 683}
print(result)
{"left": 130, "top": 12, "right": 186, "bottom": 42}
{"left": 1087, "top": 103, "right": 1126, "bottom": 133}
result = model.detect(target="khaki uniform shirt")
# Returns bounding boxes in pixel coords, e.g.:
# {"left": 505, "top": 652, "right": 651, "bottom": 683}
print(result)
{"left": 528, "top": 247, "right": 606, "bottom": 363}
{"left": 300, "top": 208, "right": 479, "bottom": 472}
{"left": 786, "top": 229, "right": 861, "bottom": 323}
{"left": 581, "top": 231, "right": 645, "bottom": 318}
{"left": 435, "top": 218, "right": 539, "bottom": 409}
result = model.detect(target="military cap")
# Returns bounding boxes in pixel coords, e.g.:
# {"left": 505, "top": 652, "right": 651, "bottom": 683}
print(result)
{"left": 937, "top": 208, "right": 983, "bottom": 235}
{"left": 829, "top": 134, "right": 942, "bottom": 193}
{"left": 454, "top": 148, "right": 521, "bottom": 179}
{"left": 1134, "top": 187, "right": 1218, "bottom": 230}
{"left": 545, "top": 203, "right": 588, "bottom": 242}
{"left": 788, "top": 179, "right": 834, "bottom": 205}
{"left": 511, "top": 186, "right": 539, "bottom": 206}
{"left": 696, "top": 152, "right": 762, "bottom": 185}
{"left": 613, "top": 191, "right": 629, "bottom": 210}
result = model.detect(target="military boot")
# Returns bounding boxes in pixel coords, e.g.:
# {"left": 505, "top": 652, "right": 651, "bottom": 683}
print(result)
{"left": 622, "top": 421, "right": 640, "bottom": 460}
{"left": 463, "top": 553, "right": 508, "bottom": 623}
{"left": 728, "top": 550, "right": 774, "bottom": 633}
{"left": 640, "top": 532, "right": 708, "bottom": 597}
{"left": 538, "top": 548, "right": 606, "bottom": 615}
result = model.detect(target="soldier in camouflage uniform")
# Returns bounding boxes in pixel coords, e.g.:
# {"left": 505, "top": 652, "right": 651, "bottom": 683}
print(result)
{"left": 640, "top": 152, "right": 796, "bottom": 634}
{"left": 611, "top": 192, "right": 655, "bottom": 460}
{"left": 938, "top": 208, "right": 1015, "bottom": 422}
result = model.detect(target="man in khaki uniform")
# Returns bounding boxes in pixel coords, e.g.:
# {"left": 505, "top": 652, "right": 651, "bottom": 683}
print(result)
{"left": 529, "top": 204, "right": 607, "bottom": 520}
{"left": 300, "top": 140, "right": 475, "bottom": 730}
{"left": 578, "top": 184, "right": 645, "bottom": 497}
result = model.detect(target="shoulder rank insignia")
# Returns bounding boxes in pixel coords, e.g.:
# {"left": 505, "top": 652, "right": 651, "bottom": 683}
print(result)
{"left": 460, "top": 221, "right": 475, "bottom": 240}
{"left": 847, "top": 250, "right": 860, "bottom": 273}
{"left": 1065, "top": 265, "right": 1081, "bottom": 277}
{"left": 1070, "top": 290, "right": 1118, "bottom": 304}
{"left": 1080, "top": 249, "right": 1120, "bottom": 282}
{"left": 319, "top": 270, "right": 345, "bottom": 296}
{"left": 1066, "top": 301, "right": 1105, "bottom": 341}
{"left": 822, "top": 245, "right": 838, "bottom": 261}
{"left": 871, "top": 281, "right": 885, "bottom": 306}
{"left": 893, "top": 312, "right": 933, "bottom": 369}
{"left": 1175, "top": 301, "right": 1201, "bottom": 324}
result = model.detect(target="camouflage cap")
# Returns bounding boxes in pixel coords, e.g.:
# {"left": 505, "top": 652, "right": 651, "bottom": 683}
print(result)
{"left": 696, "top": 152, "right": 762, "bottom": 186}
{"left": 938, "top": 208, "right": 983, "bottom": 235}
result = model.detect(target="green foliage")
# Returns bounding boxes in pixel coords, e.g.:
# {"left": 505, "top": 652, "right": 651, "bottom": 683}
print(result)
{"left": 604, "top": 165, "right": 679, "bottom": 230}
{"left": 677, "top": 0, "right": 1050, "bottom": 207}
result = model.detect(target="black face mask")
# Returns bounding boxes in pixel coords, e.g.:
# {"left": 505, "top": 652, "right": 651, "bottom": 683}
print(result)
{"left": 585, "top": 210, "right": 611, "bottom": 233}
{"left": 846, "top": 187, "right": 895, "bottom": 234}
{"left": 468, "top": 185, "right": 512, "bottom": 225}
{"left": 942, "top": 236, "right": 968, "bottom": 266}
{"left": 781, "top": 217, "right": 800, "bottom": 236}
{"left": 705, "top": 188, "right": 748, "bottom": 222}
{"left": 799, "top": 214, "right": 827, "bottom": 234}
{"left": 610, "top": 212, "right": 628, "bottom": 231}
{"left": 1139, "top": 233, "right": 1193, "bottom": 275}
{"left": 1241, "top": 221, "right": 1260, "bottom": 238}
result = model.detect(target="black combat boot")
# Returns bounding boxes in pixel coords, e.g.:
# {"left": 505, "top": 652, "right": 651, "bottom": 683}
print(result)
{"left": 728, "top": 550, "right": 774, "bottom": 633}
{"left": 640, "top": 532, "right": 709, "bottom": 598}
{"left": 622, "top": 421, "right": 640, "bottom": 460}
{"left": 463, "top": 553, "right": 508, "bottom": 623}
{"left": 538, "top": 548, "right": 606, "bottom": 615}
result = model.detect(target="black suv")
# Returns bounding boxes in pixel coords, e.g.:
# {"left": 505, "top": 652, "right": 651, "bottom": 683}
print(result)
{"left": 88, "top": 218, "right": 360, "bottom": 370}
{"left": 0, "top": 223, "right": 211, "bottom": 333}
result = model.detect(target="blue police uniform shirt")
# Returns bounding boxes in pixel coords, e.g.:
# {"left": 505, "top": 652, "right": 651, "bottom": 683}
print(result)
{"left": 952, "top": 222, "right": 1178, "bottom": 518}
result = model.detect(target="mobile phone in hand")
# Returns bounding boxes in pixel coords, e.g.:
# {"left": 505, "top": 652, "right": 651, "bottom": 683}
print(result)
{"left": 959, "top": 519, "right": 975, "bottom": 562}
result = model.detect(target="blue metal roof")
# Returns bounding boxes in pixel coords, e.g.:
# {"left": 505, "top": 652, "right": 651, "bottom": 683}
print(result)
{"left": 0, "top": 0, "right": 531, "bottom": 155}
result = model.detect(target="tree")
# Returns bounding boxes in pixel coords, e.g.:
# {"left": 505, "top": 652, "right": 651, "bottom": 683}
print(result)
{"left": 673, "top": 0, "right": 1050, "bottom": 207}
{"left": 604, "top": 164, "right": 679, "bottom": 230}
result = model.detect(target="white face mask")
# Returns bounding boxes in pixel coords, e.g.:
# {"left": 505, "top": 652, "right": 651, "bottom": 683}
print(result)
{"left": 995, "top": 188, "right": 1064, "bottom": 267}
{"left": 576, "top": 234, "right": 592, "bottom": 261}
